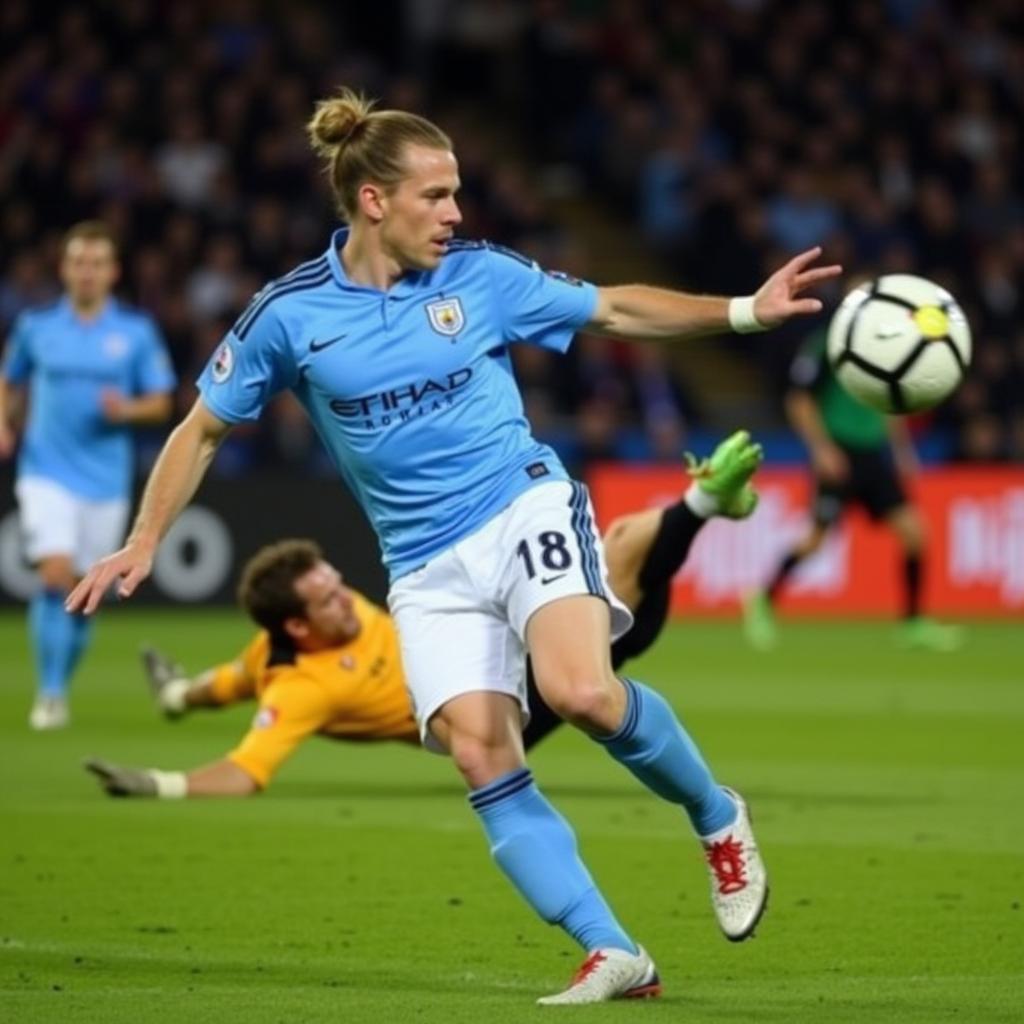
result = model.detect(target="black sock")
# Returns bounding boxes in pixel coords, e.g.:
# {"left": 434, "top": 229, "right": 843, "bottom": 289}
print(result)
{"left": 636, "top": 499, "right": 704, "bottom": 594}
{"left": 904, "top": 552, "right": 922, "bottom": 619}
{"left": 766, "top": 552, "right": 802, "bottom": 601}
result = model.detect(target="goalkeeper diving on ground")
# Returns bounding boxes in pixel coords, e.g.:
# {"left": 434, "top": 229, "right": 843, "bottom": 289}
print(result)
{"left": 85, "top": 430, "right": 761, "bottom": 799}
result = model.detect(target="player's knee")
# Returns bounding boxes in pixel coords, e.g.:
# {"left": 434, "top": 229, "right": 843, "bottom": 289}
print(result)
{"left": 37, "top": 558, "right": 76, "bottom": 592}
{"left": 535, "top": 669, "right": 621, "bottom": 731}
{"left": 447, "top": 731, "right": 522, "bottom": 788}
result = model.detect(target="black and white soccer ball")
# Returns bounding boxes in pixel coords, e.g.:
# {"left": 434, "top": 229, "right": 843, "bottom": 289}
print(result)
{"left": 826, "top": 274, "right": 972, "bottom": 414}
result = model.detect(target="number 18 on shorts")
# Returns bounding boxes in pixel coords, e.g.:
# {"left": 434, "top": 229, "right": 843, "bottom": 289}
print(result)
{"left": 387, "top": 480, "right": 633, "bottom": 749}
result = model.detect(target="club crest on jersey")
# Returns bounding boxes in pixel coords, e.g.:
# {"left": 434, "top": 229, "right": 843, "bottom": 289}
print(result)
{"left": 253, "top": 707, "right": 278, "bottom": 729}
{"left": 425, "top": 297, "right": 465, "bottom": 337}
{"left": 211, "top": 341, "right": 234, "bottom": 383}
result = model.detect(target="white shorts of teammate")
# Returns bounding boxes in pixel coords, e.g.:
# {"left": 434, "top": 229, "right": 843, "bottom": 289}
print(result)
{"left": 388, "top": 480, "right": 633, "bottom": 752}
{"left": 15, "top": 476, "right": 130, "bottom": 577}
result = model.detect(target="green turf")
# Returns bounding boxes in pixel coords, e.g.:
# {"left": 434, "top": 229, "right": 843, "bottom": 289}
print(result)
{"left": 1, "top": 609, "right": 1022, "bottom": 1023}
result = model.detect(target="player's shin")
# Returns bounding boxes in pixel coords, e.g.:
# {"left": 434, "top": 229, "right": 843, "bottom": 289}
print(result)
{"left": 469, "top": 768, "right": 637, "bottom": 953}
{"left": 594, "top": 678, "right": 737, "bottom": 836}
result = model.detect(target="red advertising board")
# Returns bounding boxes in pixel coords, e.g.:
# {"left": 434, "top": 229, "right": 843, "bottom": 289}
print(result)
{"left": 588, "top": 465, "right": 1024, "bottom": 617}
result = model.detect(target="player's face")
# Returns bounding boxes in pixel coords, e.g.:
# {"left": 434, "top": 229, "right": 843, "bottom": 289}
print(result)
{"left": 380, "top": 144, "right": 462, "bottom": 271}
{"left": 290, "top": 560, "right": 362, "bottom": 649}
{"left": 60, "top": 238, "right": 119, "bottom": 308}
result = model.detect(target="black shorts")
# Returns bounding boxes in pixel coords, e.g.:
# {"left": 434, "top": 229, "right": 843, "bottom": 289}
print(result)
{"left": 813, "top": 446, "right": 907, "bottom": 526}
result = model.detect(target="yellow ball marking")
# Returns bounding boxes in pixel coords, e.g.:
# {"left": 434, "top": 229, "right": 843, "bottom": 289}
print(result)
{"left": 913, "top": 306, "right": 949, "bottom": 338}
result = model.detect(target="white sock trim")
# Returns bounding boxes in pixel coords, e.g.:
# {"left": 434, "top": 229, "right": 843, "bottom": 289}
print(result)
{"left": 728, "top": 295, "right": 767, "bottom": 334}
{"left": 684, "top": 482, "right": 719, "bottom": 518}
{"left": 160, "top": 678, "right": 191, "bottom": 714}
{"left": 151, "top": 770, "right": 188, "bottom": 799}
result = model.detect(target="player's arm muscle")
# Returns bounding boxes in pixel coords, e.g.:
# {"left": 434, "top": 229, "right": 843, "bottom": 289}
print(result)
{"left": 587, "top": 286, "right": 730, "bottom": 340}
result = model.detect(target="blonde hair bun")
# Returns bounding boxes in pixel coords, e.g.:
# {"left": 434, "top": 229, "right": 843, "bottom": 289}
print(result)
{"left": 307, "top": 89, "right": 376, "bottom": 157}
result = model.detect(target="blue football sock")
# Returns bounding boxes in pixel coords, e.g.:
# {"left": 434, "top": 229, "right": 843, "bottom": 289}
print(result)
{"left": 66, "top": 612, "right": 94, "bottom": 680}
{"left": 595, "top": 678, "right": 737, "bottom": 836}
{"left": 469, "top": 768, "right": 637, "bottom": 953}
{"left": 28, "top": 589, "right": 77, "bottom": 698}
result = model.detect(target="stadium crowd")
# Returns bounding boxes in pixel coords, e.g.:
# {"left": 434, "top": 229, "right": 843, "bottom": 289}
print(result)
{"left": 1, "top": 0, "right": 1022, "bottom": 469}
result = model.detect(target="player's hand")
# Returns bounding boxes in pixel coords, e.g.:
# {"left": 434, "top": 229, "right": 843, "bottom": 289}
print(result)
{"left": 84, "top": 757, "right": 158, "bottom": 798}
{"left": 753, "top": 247, "right": 843, "bottom": 329}
{"left": 100, "top": 389, "right": 130, "bottom": 423}
{"left": 141, "top": 646, "right": 191, "bottom": 719}
{"left": 66, "top": 540, "right": 156, "bottom": 615}
{"left": 812, "top": 442, "right": 850, "bottom": 484}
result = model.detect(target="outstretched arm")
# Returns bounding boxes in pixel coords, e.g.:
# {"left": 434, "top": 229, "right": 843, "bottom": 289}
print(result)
{"left": 67, "top": 398, "right": 233, "bottom": 614}
{"left": 587, "top": 247, "right": 841, "bottom": 341}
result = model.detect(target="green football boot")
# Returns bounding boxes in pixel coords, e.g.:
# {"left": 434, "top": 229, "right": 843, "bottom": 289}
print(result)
{"left": 684, "top": 429, "right": 763, "bottom": 519}
{"left": 897, "top": 617, "right": 964, "bottom": 652}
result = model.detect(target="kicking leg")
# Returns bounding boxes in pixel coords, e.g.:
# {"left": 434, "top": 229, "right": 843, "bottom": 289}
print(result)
{"left": 529, "top": 595, "right": 767, "bottom": 941}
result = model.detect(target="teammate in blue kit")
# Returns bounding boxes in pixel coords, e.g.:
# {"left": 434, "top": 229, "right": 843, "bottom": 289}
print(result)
{"left": 0, "top": 221, "right": 175, "bottom": 730}
{"left": 69, "top": 91, "right": 840, "bottom": 1003}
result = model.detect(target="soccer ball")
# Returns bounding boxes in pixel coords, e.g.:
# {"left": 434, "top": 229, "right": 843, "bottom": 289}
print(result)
{"left": 826, "top": 274, "right": 971, "bottom": 414}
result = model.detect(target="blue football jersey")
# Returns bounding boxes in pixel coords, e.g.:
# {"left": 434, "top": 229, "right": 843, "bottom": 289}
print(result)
{"left": 198, "top": 230, "right": 598, "bottom": 579}
{"left": 2, "top": 298, "right": 176, "bottom": 500}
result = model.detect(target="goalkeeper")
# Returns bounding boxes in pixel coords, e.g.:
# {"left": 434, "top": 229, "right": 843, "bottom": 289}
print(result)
{"left": 86, "top": 431, "right": 761, "bottom": 799}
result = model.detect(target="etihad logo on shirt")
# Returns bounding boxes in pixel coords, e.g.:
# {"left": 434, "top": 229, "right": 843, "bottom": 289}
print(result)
{"left": 425, "top": 297, "right": 465, "bottom": 336}
{"left": 329, "top": 367, "right": 473, "bottom": 430}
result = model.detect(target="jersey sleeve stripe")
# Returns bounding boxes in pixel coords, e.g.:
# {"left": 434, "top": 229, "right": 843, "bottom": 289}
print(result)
{"left": 234, "top": 266, "right": 333, "bottom": 340}
{"left": 232, "top": 257, "right": 330, "bottom": 338}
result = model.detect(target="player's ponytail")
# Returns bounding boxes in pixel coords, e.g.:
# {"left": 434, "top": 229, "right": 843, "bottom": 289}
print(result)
{"left": 306, "top": 87, "right": 452, "bottom": 222}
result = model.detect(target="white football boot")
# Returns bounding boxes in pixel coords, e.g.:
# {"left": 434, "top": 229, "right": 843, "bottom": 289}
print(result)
{"left": 537, "top": 945, "right": 661, "bottom": 1006}
{"left": 29, "top": 695, "right": 69, "bottom": 731}
{"left": 700, "top": 787, "right": 768, "bottom": 941}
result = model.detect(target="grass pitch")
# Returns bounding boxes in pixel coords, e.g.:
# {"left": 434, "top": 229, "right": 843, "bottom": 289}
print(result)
{"left": 1, "top": 609, "right": 1022, "bottom": 1023}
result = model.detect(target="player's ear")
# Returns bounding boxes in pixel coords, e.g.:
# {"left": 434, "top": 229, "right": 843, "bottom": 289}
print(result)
{"left": 282, "top": 616, "right": 309, "bottom": 643}
{"left": 357, "top": 182, "right": 387, "bottom": 224}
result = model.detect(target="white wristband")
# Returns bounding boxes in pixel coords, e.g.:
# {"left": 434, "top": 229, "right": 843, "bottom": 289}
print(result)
{"left": 150, "top": 770, "right": 188, "bottom": 799}
{"left": 728, "top": 295, "right": 767, "bottom": 334}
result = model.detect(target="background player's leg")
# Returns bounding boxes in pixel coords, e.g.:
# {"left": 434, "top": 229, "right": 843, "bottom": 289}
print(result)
{"left": 744, "top": 519, "right": 830, "bottom": 649}
{"left": 28, "top": 555, "right": 79, "bottom": 729}
{"left": 885, "top": 503, "right": 962, "bottom": 650}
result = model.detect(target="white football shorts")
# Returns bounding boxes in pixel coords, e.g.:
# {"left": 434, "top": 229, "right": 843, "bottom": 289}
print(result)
{"left": 387, "top": 479, "right": 633, "bottom": 752}
{"left": 15, "top": 475, "right": 130, "bottom": 576}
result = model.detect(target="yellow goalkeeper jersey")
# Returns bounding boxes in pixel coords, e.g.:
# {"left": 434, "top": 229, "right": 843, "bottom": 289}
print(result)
{"left": 209, "top": 592, "right": 418, "bottom": 787}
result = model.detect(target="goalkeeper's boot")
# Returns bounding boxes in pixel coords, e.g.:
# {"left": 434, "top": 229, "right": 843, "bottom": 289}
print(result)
{"left": 140, "top": 646, "right": 190, "bottom": 718}
{"left": 897, "top": 617, "right": 964, "bottom": 652}
{"left": 537, "top": 945, "right": 661, "bottom": 1005}
{"left": 742, "top": 590, "right": 778, "bottom": 650}
{"left": 700, "top": 787, "right": 769, "bottom": 941}
{"left": 685, "top": 429, "right": 762, "bottom": 519}
{"left": 29, "top": 695, "right": 69, "bottom": 731}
